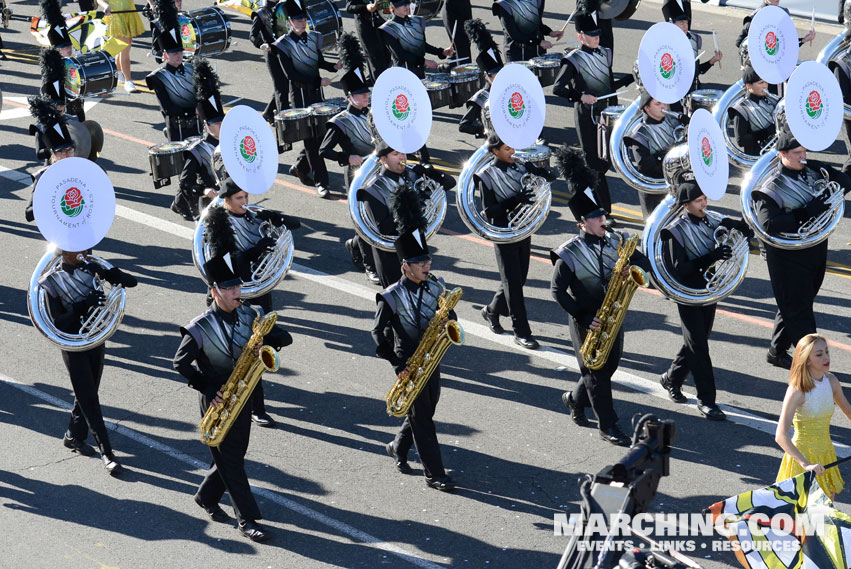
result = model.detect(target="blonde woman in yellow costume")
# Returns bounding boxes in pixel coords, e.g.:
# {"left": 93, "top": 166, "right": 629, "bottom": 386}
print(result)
{"left": 97, "top": 0, "right": 145, "bottom": 93}
{"left": 775, "top": 334, "right": 850, "bottom": 499}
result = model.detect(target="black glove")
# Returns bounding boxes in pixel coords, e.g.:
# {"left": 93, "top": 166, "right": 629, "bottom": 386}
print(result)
{"left": 104, "top": 267, "right": 138, "bottom": 288}
{"left": 411, "top": 164, "right": 427, "bottom": 178}
{"left": 256, "top": 209, "right": 285, "bottom": 226}
{"left": 265, "top": 330, "right": 293, "bottom": 350}
{"left": 256, "top": 236, "right": 276, "bottom": 252}
{"left": 710, "top": 245, "right": 733, "bottom": 262}
{"left": 82, "top": 261, "right": 107, "bottom": 278}
{"left": 141, "top": 4, "right": 153, "bottom": 19}
{"left": 720, "top": 218, "right": 754, "bottom": 239}
{"left": 794, "top": 198, "right": 830, "bottom": 224}
{"left": 524, "top": 162, "right": 558, "bottom": 182}
{"left": 517, "top": 186, "right": 535, "bottom": 206}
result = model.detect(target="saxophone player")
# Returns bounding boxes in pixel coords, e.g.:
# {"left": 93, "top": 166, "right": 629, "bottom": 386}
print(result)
{"left": 549, "top": 148, "right": 651, "bottom": 447}
{"left": 373, "top": 191, "right": 457, "bottom": 492}
{"left": 658, "top": 182, "right": 753, "bottom": 421}
{"left": 173, "top": 252, "right": 292, "bottom": 541}
{"left": 477, "top": 133, "right": 556, "bottom": 350}
{"left": 755, "top": 133, "right": 851, "bottom": 369}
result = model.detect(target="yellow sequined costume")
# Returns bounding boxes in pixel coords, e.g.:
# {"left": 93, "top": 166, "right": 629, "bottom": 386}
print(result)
{"left": 777, "top": 375, "right": 844, "bottom": 495}
{"left": 104, "top": 0, "right": 145, "bottom": 38}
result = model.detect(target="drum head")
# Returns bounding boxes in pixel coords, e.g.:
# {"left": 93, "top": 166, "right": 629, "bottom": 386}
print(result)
{"left": 783, "top": 61, "right": 843, "bottom": 152}
{"left": 178, "top": 13, "right": 197, "bottom": 55}
{"left": 220, "top": 105, "right": 278, "bottom": 194}
{"left": 33, "top": 157, "right": 116, "bottom": 251}
{"left": 637, "top": 23, "right": 696, "bottom": 105}
{"left": 151, "top": 140, "right": 190, "bottom": 153}
{"left": 747, "top": 5, "right": 798, "bottom": 85}
{"left": 490, "top": 63, "right": 546, "bottom": 150}
{"left": 372, "top": 67, "right": 432, "bottom": 153}
{"left": 687, "top": 109, "right": 729, "bottom": 201}
{"left": 64, "top": 59, "right": 83, "bottom": 99}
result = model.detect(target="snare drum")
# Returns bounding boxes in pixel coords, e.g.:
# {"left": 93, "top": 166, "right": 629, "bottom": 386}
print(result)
{"left": 309, "top": 101, "right": 344, "bottom": 138}
{"left": 597, "top": 105, "right": 626, "bottom": 162}
{"left": 148, "top": 137, "right": 198, "bottom": 189}
{"left": 179, "top": 6, "right": 231, "bottom": 60}
{"left": 274, "top": 0, "right": 342, "bottom": 52}
{"left": 64, "top": 51, "right": 117, "bottom": 99}
{"left": 683, "top": 88, "right": 723, "bottom": 117}
{"left": 531, "top": 55, "right": 561, "bottom": 87}
{"left": 323, "top": 96, "right": 348, "bottom": 109}
{"left": 513, "top": 145, "right": 552, "bottom": 169}
{"left": 599, "top": 105, "right": 626, "bottom": 130}
{"left": 380, "top": 0, "right": 443, "bottom": 20}
{"left": 275, "top": 108, "right": 313, "bottom": 145}
{"left": 449, "top": 65, "right": 480, "bottom": 109}
{"left": 422, "top": 79, "right": 451, "bottom": 110}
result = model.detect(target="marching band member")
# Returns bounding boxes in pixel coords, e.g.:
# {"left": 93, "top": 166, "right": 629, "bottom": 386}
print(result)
{"left": 358, "top": 140, "right": 455, "bottom": 288}
{"left": 658, "top": 181, "right": 753, "bottom": 421}
{"left": 174, "top": 251, "right": 292, "bottom": 541}
{"left": 379, "top": 0, "right": 454, "bottom": 79}
{"left": 550, "top": 148, "right": 651, "bottom": 447}
{"left": 553, "top": 12, "right": 634, "bottom": 216}
{"left": 458, "top": 19, "right": 503, "bottom": 139}
{"left": 249, "top": 0, "right": 286, "bottom": 123}
{"left": 32, "top": 48, "right": 101, "bottom": 164}
{"left": 145, "top": 0, "right": 200, "bottom": 142}
{"left": 317, "top": 33, "right": 380, "bottom": 284}
{"left": 24, "top": 97, "right": 76, "bottom": 222}
{"left": 735, "top": 0, "right": 815, "bottom": 50}
{"left": 204, "top": 175, "right": 300, "bottom": 427}
{"left": 754, "top": 132, "right": 851, "bottom": 369}
{"left": 477, "top": 133, "right": 555, "bottom": 350}
{"left": 345, "top": 0, "right": 390, "bottom": 83}
{"left": 624, "top": 91, "right": 687, "bottom": 217}
{"left": 43, "top": 250, "right": 137, "bottom": 474}
{"left": 442, "top": 0, "right": 472, "bottom": 65}
{"left": 662, "top": 0, "right": 722, "bottom": 97}
{"left": 40, "top": 0, "right": 73, "bottom": 57}
{"left": 492, "top": 0, "right": 562, "bottom": 62}
{"left": 730, "top": 65, "right": 778, "bottom": 157}
{"left": 373, "top": 194, "right": 457, "bottom": 492}
{"left": 270, "top": 0, "right": 341, "bottom": 198}
{"left": 171, "top": 60, "right": 223, "bottom": 221}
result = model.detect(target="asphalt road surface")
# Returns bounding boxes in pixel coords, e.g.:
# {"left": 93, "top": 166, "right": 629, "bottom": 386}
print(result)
{"left": 1, "top": 1, "right": 850, "bottom": 568}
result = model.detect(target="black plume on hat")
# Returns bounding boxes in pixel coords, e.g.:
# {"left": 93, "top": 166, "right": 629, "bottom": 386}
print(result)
{"left": 576, "top": 0, "right": 602, "bottom": 15}
{"left": 41, "top": 0, "right": 70, "bottom": 48}
{"left": 28, "top": 95, "right": 74, "bottom": 152}
{"left": 194, "top": 59, "right": 224, "bottom": 123}
{"left": 205, "top": 206, "right": 238, "bottom": 257}
{"left": 391, "top": 182, "right": 427, "bottom": 235}
{"left": 40, "top": 47, "right": 67, "bottom": 103}
{"left": 339, "top": 32, "right": 365, "bottom": 74}
{"left": 154, "top": 0, "right": 182, "bottom": 52}
{"left": 555, "top": 146, "right": 597, "bottom": 200}
{"left": 466, "top": 19, "right": 504, "bottom": 75}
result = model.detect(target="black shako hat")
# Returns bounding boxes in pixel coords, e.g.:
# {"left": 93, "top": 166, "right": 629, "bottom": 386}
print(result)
{"left": 568, "top": 187, "right": 607, "bottom": 221}
{"left": 338, "top": 32, "right": 371, "bottom": 95}
{"left": 154, "top": 0, "right": 183, "bottom": 53}
{"left": 41, "top": 0, "right": 71, "bottom": 49}
{"left": 574, "top": 13, "right": 601, "bottom": 36}
{"left": 675, "top": 181, "right": 704, "bottom": 204}
{"left": 776, "top": 130, "right": 801, "bottom": 152}
{"left": 204, "top": 252, "right": 242, "bottom": 287}
{"left": 29, "top": 95, "right": 74, "bottom": 153}
{"left": 466, "top": 19, "right": 504, "bottom": 76}
{"left": 194, "top": 59, "right": 225, "bottom": 124}
{"left": 217, "top": 175, "right": 244, "bottom": 198}
{"left": 742, "top": 65, "right": 761, "bottom": 84}
{"left": 395, "top": 227, "right": 431, "bottom": 264}
{"left": 284, "top": 0, "right": 308, "bottom": 19}
{"left": 662, "top": 0, "right": 689, "bottom": 22}
{"left": 40, "top": 47, "right": 67, "bottom": 104}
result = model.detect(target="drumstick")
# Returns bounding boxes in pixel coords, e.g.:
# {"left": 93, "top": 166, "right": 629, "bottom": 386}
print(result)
{"left": 561, "top": 10, "right": 575, "bottom": 32}
{"left": 595, "top": 89, "right": 628, "bottom": 102}
{"left": 450, "top": 20, "right": 457, "bottom": 52}
{"left": 444, "top": 56, "right": 470, "bottom": 65}
{"left": 695, "top": 50, "right": 704, "bottom": 61}
{"left": 713, "top": 31, "right": 721, "bottom": 70}
{"left": 810, "top": 4, "right": 815, "bottom": 46}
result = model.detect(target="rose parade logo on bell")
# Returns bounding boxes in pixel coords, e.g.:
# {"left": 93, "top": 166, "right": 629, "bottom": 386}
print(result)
{"left": 232, "top": 127, "right": 263, "bottom": 174}
{"left": 694, "top": 128, "right": 719, "bottom": 177}
{"left": 384, "top": 86, "right": 416, "bottom": 130}
{"left": 50, "top": 177, "right": 94, "bottom": 229}
{"left": 659, "top": 52, "right": 676, "bottom": 80}
{"left": 756, "top": 24, "right": 785, "bottom": 63}
{"left": 500, "top": 84, "right": 532, "bottom": 129}
{"left": 701, "top": 137, "right": 713, "bottom": 167}
{"left": 652, "top": 46, "right": 679, "bottom": 92}
{"left": 797, "top": 81, "right": 829, "bottom": 131}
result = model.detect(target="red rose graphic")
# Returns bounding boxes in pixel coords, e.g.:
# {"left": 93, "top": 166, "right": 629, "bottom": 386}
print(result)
{"left": 69, "top": 68, "right": 77, "bottom": 80}
{"left": 510, "top": 92, "right": 524, "bottom": 112}
{"left": 660, "top": 53, "right": 674, "bottom": 72}
{"left": 395, "top": 94, "right": 409, "bottom": 114}
{"left": 702, "top": 137, "right": 711, "bottom": 156}
{"left": 64, "top": 187, "right": 83, "bottom": 209}
{"left": 243, "top": 136, "right": 256, "bottom": 154}
{"left": 766, "top": 32, "right": 777, "bottom": 50}
{"left": 808, "top": 90, "right": 822, "bottom": 112}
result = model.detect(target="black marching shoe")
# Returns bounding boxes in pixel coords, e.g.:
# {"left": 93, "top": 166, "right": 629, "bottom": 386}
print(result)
{"left": 63, "top": 434, "right": 95, "bottom": 456}
{"left": 767, "top": 348, "right": 793, "bottom": 370}
{"left": 364, "top": 268, "right": 381, "bottom": 285}
{"left": 599, "top": 426, "right": 630, "bottom": 447}
{"left": 697, "top": 404, "right": 726, "bottom": 422}
{"left": 239, "top": 521, "right": 269, "bottom": 542}
{"left": 660, "top": 372, "right": 687, "bottom": 404}
{"left": 102, "top": 453, "right": 123, "bottom": 475}
{"left": 514, "top": 335, "right": 540, "bottom": 350}
{"left": 481, "top": 307, "right": 504, "bottom": 335}
{"left": 385, "top": 442, "right": 413, "bottom": 474}
{"left": 315, "top": 184, "right": 330, "bottom": 199}
{"left": 170, "top": 195, "right": 194, "bottom": 221}
{"left": 251, "top": 411, "right": 276, "bottom": 428}
{"left": 345, "top": 238, "right": 366, "bottom": 271}
{"left": 425, "top": 476, "right": 457, "bottom": 492}
{"left": 561, "top": 392, "right": 590, "bottom": 427}
{"left": 289, "top": 164, "right": 314, "bottom": 187}
{"left": 194, "top": 494, "right": 230, "bottom": 523}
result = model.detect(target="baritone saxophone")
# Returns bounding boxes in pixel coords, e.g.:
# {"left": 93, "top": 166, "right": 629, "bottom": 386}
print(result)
{"left": 199, "top": 306, "right": 280, "bottom": 446}
{"left": 385, "top": 276, "right": 464, "bottom": 418}
{"left": 579, "top": 234, "right": 648, "bottom": 371}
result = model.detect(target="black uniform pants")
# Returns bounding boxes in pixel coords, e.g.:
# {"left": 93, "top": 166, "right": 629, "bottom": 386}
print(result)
{"left": 263, "top": 52, "right": 285, "bottom": 121}
{"left": 374, "top": 248, "right": 402, "bottom": 288}
{"left": 354, "top": 15, "right": 389, "bottom": 83}
{"left": 63, "top": 345, "right": 112, "bottom": 454}
{"left": 351, "top": 234, "right": 377, "bottom": 272}
{"left": 391, "top": 369, "right": 446, "bottom": 480}
{"left": 197, "top": 391, "right": 261, "bottom": 525}
{"left": 567, "top": 317, "right": 622, "bottom": 432}
{"left": 246, "top": 293, "right": 274, "bottom": 415}
{"left": 487, "top": 237, "right": 532, "bottom": 337}
{"left": 442, "top": 0, "right": 472, "bottom": 64}
{"left": 574, "top": 104, "right": 612, "bottom": 213}
{"left": 165, "top": 115, "right": 202, "bottom": 142}
{"left": 290, "top": 84, "right": 329, "bottom": 188}
{"left": 505, "top": 42, "right": 544, "bottom": 63}
{"left": 666, "top": 303, "right": 717, "bottom": 406}
{"left": 766, "top": 242, "right": 827, "bottom": 354}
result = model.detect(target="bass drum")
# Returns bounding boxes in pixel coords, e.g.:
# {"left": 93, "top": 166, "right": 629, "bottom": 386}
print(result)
{"left": 180, "top": 6, "right": 232, "bottom": 60}
{"left": 275, "top": 0, "right": 343, "bottom": 52}
{"left": 598, "top": 0, "right": 642, "bottom": 20}
{"left": 64, "top": 51, "right": 117, "bottom": 99}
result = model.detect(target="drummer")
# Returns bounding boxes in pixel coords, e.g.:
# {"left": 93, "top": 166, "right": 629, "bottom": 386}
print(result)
{"left": 623, "top": 90, "right": 688, "bottom": 217}
{"left": 378, "top": 0, "right": 454, "bottom": 79}
{"left": 553, "top": 12, "right": 634, "bottom": 217}
{"left": 662, "top": 0, "right": 722, "bottom": 111}
{"left": 492, "top": 0, "right": 562, "bottom": 62}
{"left": 145, "top": 0, "right": 201, "bottom": 141}
{"left": 318, "top": 34, "right": 380, "bottom": 284}
{"left": 270, "top": 0, "right": 342, "bottom": 199}
{"left": 171, "top": 60, "right": 222, "bottom": 221}
{"left": 345, "top": 0, "right": 390, "bottom": 83}
{"left": 458, "top": 19, "right": 503, "bottom": 139}
{"left": 24, "top": 97, "right": 76, "bottom": 223}
{"left": 149, "top": 0, "right": 182, "bottom": 65}
{"left": 730, "top": 65, "right": 778, "bottom": 157}
{"left": 249, "top": 0, "right": 286, "bottom": 124}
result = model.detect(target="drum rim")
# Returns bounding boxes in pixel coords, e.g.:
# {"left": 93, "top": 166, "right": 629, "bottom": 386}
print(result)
{"left": 278, "top": 109, "right": 313, "bottom": 119}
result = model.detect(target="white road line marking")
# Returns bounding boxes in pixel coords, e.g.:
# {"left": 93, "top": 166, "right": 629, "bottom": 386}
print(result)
{"left": 0, "top": 96, "right": 102, "bottom": 122}
{"left": 0, "top": 373, "right": 444, "bottom": 569}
